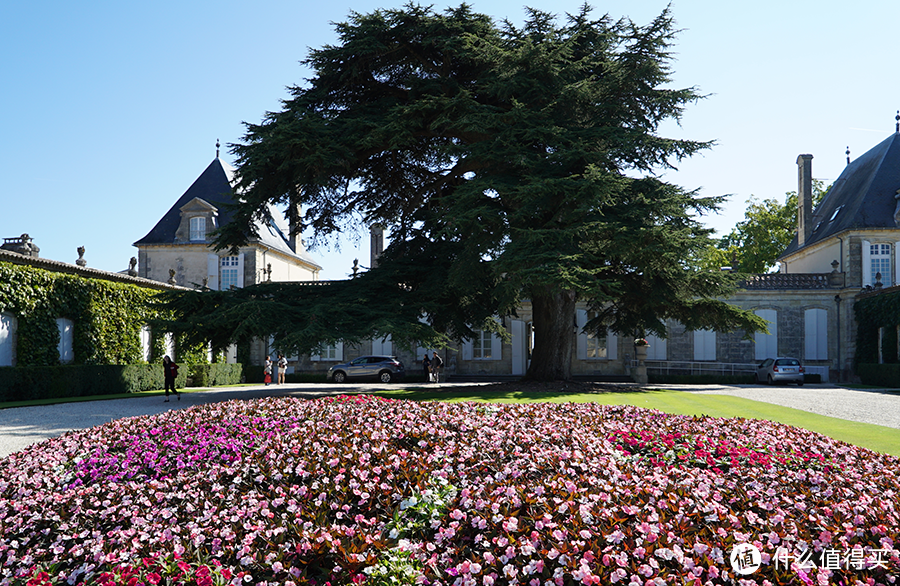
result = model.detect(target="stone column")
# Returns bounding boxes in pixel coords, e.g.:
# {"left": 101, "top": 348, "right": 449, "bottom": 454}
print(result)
{"left": 633, "top": 345, "right": 648, "bottom": 384}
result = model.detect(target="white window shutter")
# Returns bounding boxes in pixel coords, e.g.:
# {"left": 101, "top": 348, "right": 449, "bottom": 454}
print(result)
{"left": 895, "top": 242, "right": 900, "bottom": 286}
{"left": 804, "top": 308, "right": 828, "bottom": 360}
{"left": 0, "top": 313, "right": 16, "bottom": 367}
{"left": 607, "top": 330, "right": 618, "bottom": 360}
{"left": 693, "top": 330, "right": 715, "bottom": 361}
{"left": 817, "top": 309, "right": 828, "bottom": 359}
{"left": 646, "top": 333, "right": 666, "bottom": 360}
{"left": 462, "top": 339, "right": 473, "bottom": 361}
{"left": 754, "top": 309, "right": 777, "bottom": 360}
{"left": 804, "top": 310, "right": 816, "bottom": 361}
{"left": 140, "top": 326, "right": 152, "bottom": 361}
{"left": 576, "top": 309, "right": 587, "bottom": 360}
{"left": 490, "top": 330, "right": 502, "bottom": 361}
{"left": 165, "top": 333, "right": 176, "bottom": 362}
{"left": 56, "top": 318, "right": 74, "bottom": 363}
{"left": 862, "top": 240, "right": 871, "bottom": 286}
{"left": 236, "top": 253, "right": 245, "bottom": 288}
{"left": 207, "top": 254, "right": 219, "bottom": 290}
{"left": 335, "top": 342, "right": 344, "bottom": 361}
{"left": 373, "top": 335, "right": 392, "bottom": 356}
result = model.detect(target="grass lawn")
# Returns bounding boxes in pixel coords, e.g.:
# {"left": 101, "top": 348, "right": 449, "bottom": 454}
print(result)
{"left": 374, "top": 386, "right": 900, "bottom": 457}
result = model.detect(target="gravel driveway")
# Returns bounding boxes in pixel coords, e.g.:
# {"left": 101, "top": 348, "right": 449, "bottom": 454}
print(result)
{"left": 663, "top": 384, "right": 900, "bottom": 430}
{"left": 0, "top": 383, "right": 897, "bottom": 459}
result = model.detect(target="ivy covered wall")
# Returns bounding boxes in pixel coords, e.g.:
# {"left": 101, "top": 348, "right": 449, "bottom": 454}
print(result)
{"left": 854, "top": 288, "right": 900, "bottom": 367}
{"left": 0, "top": 261, "right": 169, "bottom": 366}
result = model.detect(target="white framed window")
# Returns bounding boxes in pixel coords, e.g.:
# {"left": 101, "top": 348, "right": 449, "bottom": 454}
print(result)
{"left": 693, "top": 329, "right": 716, "bottom": 361}
{"left": 220, "top": 255, "right": 243, "bottom": 290}
{"left": 0, "top": 312, "right": 17, "bottom": 367}
{"left": 871, "top": 243, "right": 891, "bottom": 285}
{"left": 576, "top": 309, "right": 617, "bottom": 360}
{"left": 804, "top": 308, "right": 828, "bottom": 360}
{"left": 311, "top": 342, "right": 343, "bottom": 361}
{"left": 56, "top": 318, "right": 74, "bottom": 364}
{"left": 462, "top": 324, "right": 502, "bottom": 361}
{"left": 754, "top": 309, "right": 778, "bottom": 360}
{"left": 586, "top": 324, "right": 607, "bottom": 359}
{"left": 190, "top": 217, "right": 206, "bottom": 241}
{"left": 473, "top": 329, "right": 493, "bottom": 359}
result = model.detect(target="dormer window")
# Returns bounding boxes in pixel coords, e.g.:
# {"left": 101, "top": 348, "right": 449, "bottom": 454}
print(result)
{"left": 190, "top": 217, "right": 207, "bottom": 241}
{"left": 173, "top": 198, "right": 218, "bottom": 244}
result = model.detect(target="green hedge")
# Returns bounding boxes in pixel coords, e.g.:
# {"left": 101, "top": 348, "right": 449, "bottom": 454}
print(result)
{"left": 187, "top": 363, "right": 244, "bottom": 387}
{"left": 856, "top": 363, "right": 900, "bottom": 388}
{"left": 0, "top": 363, "right": 245, "bottom": 402}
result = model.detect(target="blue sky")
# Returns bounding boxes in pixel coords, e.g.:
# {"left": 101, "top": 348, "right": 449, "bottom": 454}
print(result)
{"left": 3, "top": 0, "right": 899, "bottom": 279}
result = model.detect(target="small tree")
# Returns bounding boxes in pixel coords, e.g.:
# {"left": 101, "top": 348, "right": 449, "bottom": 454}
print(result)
{"left": 199, "top": 4, "right": 764, "bottom": 380}
{"left": 704, "top": 181, "right": 829, "bottom": 274}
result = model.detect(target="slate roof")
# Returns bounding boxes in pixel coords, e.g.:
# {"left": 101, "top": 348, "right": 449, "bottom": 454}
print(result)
{"left": 781, "top": 132, "right": 900, "bottom": 257}
{"left": 134, "top": 158, "right": 321, "bottom": 269}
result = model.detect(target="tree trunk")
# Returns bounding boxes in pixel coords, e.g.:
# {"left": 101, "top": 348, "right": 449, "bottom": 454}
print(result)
{"left": 526, "top": 287, "right": 576, "bottom": 381}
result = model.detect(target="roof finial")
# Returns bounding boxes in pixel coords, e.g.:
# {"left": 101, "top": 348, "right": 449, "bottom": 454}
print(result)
{"left": 896, "top": 111, "right": 899, "bottom": 133}
{"left": 216, "top": 138, "right": 220, "bottom": 158}
{"left": 846, "top": 146, "right": 850, "bottom": 165}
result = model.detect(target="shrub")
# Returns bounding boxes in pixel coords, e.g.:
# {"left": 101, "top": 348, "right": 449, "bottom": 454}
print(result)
{"left": 857, "top": 363, "right": 900, "bottom": 388}
{"left": 0, "top": 363, "right": 244, "bottom": 402}
{"left": 187, "top": 363, "right": 243, "bottom": 387}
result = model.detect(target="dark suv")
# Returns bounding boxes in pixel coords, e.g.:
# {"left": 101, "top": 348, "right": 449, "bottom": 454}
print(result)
{"left": 327, "top": 355, "right": 406, "bottom": 383}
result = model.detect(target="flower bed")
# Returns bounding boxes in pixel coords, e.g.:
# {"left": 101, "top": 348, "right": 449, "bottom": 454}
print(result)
{"left": 0, "top": 395, "right": 898, "bottom": 585}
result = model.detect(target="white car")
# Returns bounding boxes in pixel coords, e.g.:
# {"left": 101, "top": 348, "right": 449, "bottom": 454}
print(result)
{"left": 755, "top": 357, "right": 805, "bottom": 385}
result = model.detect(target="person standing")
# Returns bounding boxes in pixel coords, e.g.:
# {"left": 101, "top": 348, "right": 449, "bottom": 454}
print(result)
{"left": 264, "top": 356, "right": 273, "bottom": 386}
{"left": 422, "top": 353, "right": 432, "bottom": 383}
{"left": 162, "top": 355, "right": 180, "bottom": 402}
{"left": 277, "top": 354, "right": 287, "bottom": 384}
{"left": 431, "top": 351, "right": 444, "bottom": 383}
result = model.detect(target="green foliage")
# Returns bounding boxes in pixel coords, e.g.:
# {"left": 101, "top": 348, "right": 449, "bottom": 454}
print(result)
{"left": 177, "top": 4, "right": 766, "bottom": 381}
{"left": 363, "top": 548, "right": 422, "bottom": 586}
{"left": 856, "top": 363, "right": 900, "bottom": 387}
{"left": 0, "top": 363, "right": 244, "bottom": 402}
{"left": 186, "top": 363, "right": 244, "bottom": 387}
{"left": 704, "top": 180, "right": 829, "bottom": 274}
{"left": 0, "top": 364, "right": 170, "bottom": 401}
{"left": 854, "top": 290, "right": 900, "bottom": 368}
{"left": 0, "top": 261, "right": 162, "bottom": 366}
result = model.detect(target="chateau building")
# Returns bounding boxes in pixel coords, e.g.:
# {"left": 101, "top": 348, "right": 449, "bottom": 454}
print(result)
{"left": 445, "top": 124, "right": 900, "bottom": 382}
{"left": 134, "top": 150, "right": 321, "bottom": 290}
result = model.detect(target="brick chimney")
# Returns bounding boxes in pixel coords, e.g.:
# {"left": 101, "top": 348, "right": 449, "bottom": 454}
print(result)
{"left": 797, "top": 154, "right": 813, "bottom": 247}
